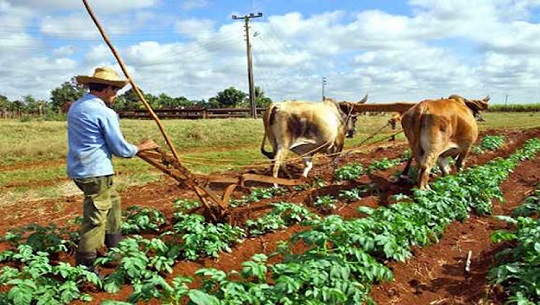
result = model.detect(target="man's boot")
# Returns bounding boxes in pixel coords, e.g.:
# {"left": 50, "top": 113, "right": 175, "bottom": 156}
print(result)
{"left": 75, "top": 251, "right": 97, "bottom": 272}
{"left": 105, "top": 233, "right": 122, "bottom": 249}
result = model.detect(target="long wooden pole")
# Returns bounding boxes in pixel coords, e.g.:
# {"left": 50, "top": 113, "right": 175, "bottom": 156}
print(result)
{"left": 81, "top": 0, "right": 181, "bottom": 162}
{"left": 82, "top": 0, "right": 231, "bottom": 221}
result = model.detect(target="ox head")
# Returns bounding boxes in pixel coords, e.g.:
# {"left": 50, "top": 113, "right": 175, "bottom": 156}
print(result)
{"left": 448, "top": 94, "right": 490, "bottom": 121}
{"left": 331, "top": 94, "right": 369, "bottom": 138}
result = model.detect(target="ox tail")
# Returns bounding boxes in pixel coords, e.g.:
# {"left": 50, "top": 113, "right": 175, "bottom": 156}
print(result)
{"left": 260, "top": 105, "right": 278, "bottom": 159}
{"left": 260, "top": 134, "right": 274, "bottom": 159}
{"left": 416, "top": 103, "right": 430, "bottom": 156}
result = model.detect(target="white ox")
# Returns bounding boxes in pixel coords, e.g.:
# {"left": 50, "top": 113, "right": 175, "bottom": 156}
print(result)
{"left": 260, "top": 95, "right": 368, "bottom": 180}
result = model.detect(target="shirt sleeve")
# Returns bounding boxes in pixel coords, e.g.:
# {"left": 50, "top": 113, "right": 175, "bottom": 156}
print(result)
{"left": 100, "top": 110, "right": 139, "bottom": 158}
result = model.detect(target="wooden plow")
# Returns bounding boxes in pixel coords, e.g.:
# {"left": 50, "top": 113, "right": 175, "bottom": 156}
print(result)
{"left": 137, "top": 148, "right": 304, "bottom": 222}
{"left": 82, "top": 0, "right": 304, "bottom": 222}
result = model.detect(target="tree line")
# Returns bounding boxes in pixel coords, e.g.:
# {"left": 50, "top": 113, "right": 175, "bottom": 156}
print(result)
{"left": 0, "top": 77, "right": 273, "bottom": 119}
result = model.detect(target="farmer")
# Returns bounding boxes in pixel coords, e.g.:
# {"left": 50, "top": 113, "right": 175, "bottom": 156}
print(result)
{"left": 67, "top": 66, "right": 158, "bottom": 271}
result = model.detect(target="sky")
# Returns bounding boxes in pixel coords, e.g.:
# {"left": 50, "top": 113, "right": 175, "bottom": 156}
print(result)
{"left": 2, "top": 0, "right": 540, "bottom": 105}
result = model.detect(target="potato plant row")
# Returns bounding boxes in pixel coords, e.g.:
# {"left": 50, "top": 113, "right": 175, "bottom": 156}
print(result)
{"left": 0, "top": 135, "right": 521, "bottom": 304}
{"left": 107, "top": 138, "right": 540, "bottom": 303}
{"left": 489, "top": 182, "right": 540, "bottom": 304}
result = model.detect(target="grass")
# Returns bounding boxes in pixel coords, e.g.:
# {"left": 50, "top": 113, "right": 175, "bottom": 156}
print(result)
{"left": 1, "top": 112, "right": 539, "bottom": 204}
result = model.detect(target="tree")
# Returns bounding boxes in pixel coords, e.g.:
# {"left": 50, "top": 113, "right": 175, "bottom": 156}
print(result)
{"left": 254, "top": 86, "right": 272, "bottom": 107}
{"left": 22, "top": 95, "right": 40, "bottom": 114}
{"left": 212, "top": 87, "right": 247, "bottom": 108}
{"left": 157, "top": 93, "right": 174, "bottom": 109}
{"left": 50, "top": 78, "right": 86, "bottom": 112}
{"left": 238, "top": 86, "right": 272, "bottom": 108}
{"left": 0, "top": 95, "right": 10, "bottom": 111}
{"left": 172, "top": 96, "right": 194, "bottom": 108}
{"left": 10, "top": 100, "right": 24, "bottom": 115}
{"left": 118, "top": 87, "right": 142, "bottom": 111}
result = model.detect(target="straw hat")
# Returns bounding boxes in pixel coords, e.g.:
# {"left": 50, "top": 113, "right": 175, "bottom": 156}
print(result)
{"left": 76, "top": 66, "right": 128, "bottom": 88}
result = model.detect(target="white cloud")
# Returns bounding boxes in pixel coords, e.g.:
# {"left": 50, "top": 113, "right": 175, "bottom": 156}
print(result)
{"left": 82, "top": 44, "right": 112, "bottom": 64}
{"left": 5, "top": 0, "right": 159, "bottom": 13}
{"left": 52, "top": 46, "right": 76, "bottom": 57}
{"left": 175, "top": 18, "right": 215, "bottom": 39}
{"left": 3, "top": 0, "right": 540, "bottom": 105}
{"left": 181, "top": 0, "right": 210, "bottom": 10}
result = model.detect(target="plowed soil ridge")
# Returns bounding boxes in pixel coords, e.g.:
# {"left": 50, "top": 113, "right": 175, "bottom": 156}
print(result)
{"left": 2, "top": 128, "right": 539, "bottom": 305}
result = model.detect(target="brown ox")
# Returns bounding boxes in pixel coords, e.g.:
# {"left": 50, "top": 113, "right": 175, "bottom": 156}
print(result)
{"left": 400, "top": 95, "right": 490, "bottom": 190}
{"left": 260, "top": 95, "right": 368, "bottom": 180}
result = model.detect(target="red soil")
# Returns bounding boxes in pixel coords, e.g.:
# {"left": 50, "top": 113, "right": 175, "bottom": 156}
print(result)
{"left": 1, "top": 127, "right": 539, "bottom": 304}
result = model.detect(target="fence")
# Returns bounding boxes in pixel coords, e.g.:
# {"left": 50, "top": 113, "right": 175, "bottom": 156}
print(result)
{"left": 118, "top": 107, "right": 266, "bottom": 119}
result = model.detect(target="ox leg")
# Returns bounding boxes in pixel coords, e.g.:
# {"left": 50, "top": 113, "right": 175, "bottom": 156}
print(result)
{"left": 455, "top": 149, "right": 471, "bottom": 172}
{"left": 272, "top": 148, "right": 288, "bottom": 187}
{"left": 418, "top": 153, "right": 437, "bottom": 190}
{"left": 302, "top": 156, "right": 313, "bottom": 177}
{"left": 437, "top": 157, "right": 451, "bottom": 176}
{"left": 400, "top": 157, "right": 413, "bottom": 180}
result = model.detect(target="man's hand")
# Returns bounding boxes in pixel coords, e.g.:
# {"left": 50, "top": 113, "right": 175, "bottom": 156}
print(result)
{"left": 136, "top": 139, "right": 159, "bottom": 153}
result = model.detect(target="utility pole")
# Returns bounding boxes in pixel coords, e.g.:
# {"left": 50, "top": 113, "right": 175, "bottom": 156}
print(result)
{"left": 504, "top": 94, "right": 509, "bottom": 107}
{"left": 232, "top": 12, "right": 262, "bottom": 119}
{"left": 321, "top": 76, "right": 327, "bottom": 100}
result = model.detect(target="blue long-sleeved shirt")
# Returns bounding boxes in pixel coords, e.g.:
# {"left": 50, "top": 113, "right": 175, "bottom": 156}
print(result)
{"left": 67, "top": 93, "right": 138, "bottom": 178}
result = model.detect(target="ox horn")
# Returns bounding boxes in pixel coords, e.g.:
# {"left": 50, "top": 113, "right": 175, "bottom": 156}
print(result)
{"left": 357, "top": 94, "right": 368, "bottom": 104}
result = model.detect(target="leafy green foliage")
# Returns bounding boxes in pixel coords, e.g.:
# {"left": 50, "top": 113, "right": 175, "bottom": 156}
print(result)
{"left": 339, "top": 186, "right": 371, "bottom": 202}
{"left": 488, "top": 182, "right": 540, "bottom": 304}
{"left": 96, "top": 236, "right": 178, "bottom": 301}
{"left": 209, "top": 87, "right": 247, "bottom": 108}
{"left": 49, "top": 79, "right": 85, "bottom": 112}
{"left": 171, "top": 213, "right": 245, "bottom": 260}
{"left": 313, "top": 195, "right": 338, "bottom": 213}
{"left": 334, "top": 163, "right": 364, "bottom": 181}
{"left": 246, "top": 202, "right": 316, "bottom": 236}
{"left": 173, "top": 199, "right": 200, "bottom": 212}
{"left": 1, "top": 137, "right": 539, "bottom": 304}
{"left": 122, "top": 206, "right": 168, "bottom": 234}
{"left": 366, "top": 157, "right": 402, "bottom": 174}
{"left": 512, "top": 189, "right": 540, "bottom": 217}
{"left": 473, "top": 135, "right": 506, "bottom": 154}
{"left": 229, "top": 187, "right": 287, "bottom": 207}
{"left": 0, "top": 245, "right": 99, "bottom": 304}
{"left": 1, "top": 223, "right": 76, "bottom": 255}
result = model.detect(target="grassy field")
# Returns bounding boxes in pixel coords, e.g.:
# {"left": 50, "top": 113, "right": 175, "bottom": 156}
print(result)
{"left": 1, "top": 112, "right": 539, "bottom": 203}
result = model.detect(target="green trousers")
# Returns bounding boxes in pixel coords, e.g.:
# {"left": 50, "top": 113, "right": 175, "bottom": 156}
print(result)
{"left": 73, "top": 175, "right": 122, "bottom": 253}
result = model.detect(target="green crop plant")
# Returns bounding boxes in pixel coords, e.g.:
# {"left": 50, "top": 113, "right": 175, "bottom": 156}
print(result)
{"left": 230, "top": 186, "right": 287, "bottom": 207}
{"left": 171, "top": 212, "right": 245, "bottom": 260}
{"left": 488, "top": 182, "right": 540, "bottom": 304}
{"left": 313, "top": 195, "right": 338, "bottom": 213}
{"left": 473, "top": 135, "right": 506, "bottom": 154}
{"left": 246, "top": 202, "right": 316, "bottom": 236}
{"left": 0, "top": 245, "right": 100, "bottom": 304}
{"left": 1, "top": 223, "right": 76, "bottom": 255}
{"left": 339, "top": 186, "right": 371, "bottom": 202}
{"left": 334, "top": 163, "right": 364, "bottom": 181}
{"left": 173, "top": 199, "right": 200, "bottom": 212}
{"left": 122, "top": 206, "right": 168, "bottom": 234}
{"left": 366, "top": 157, "right": 402, "bottom": 174}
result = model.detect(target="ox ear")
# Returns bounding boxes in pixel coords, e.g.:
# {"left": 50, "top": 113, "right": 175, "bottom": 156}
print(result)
{"left": 338, "top": 101, "right": 352, "bottom": 114}
{"left": 483, "top": 95, "right": 490, "bottom": 103}
{"left": 357, "top": 94, "right": 368, "bottom": 104}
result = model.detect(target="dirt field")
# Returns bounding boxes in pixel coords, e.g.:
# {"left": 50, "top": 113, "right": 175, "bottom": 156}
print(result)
{"left": 2, "top": 127, "right": 539, "bottom": 304}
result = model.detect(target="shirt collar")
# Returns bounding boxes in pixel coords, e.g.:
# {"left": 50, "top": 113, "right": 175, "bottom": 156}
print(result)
{"left": 83, "top": 93, "right": 107, "bottom": 107}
